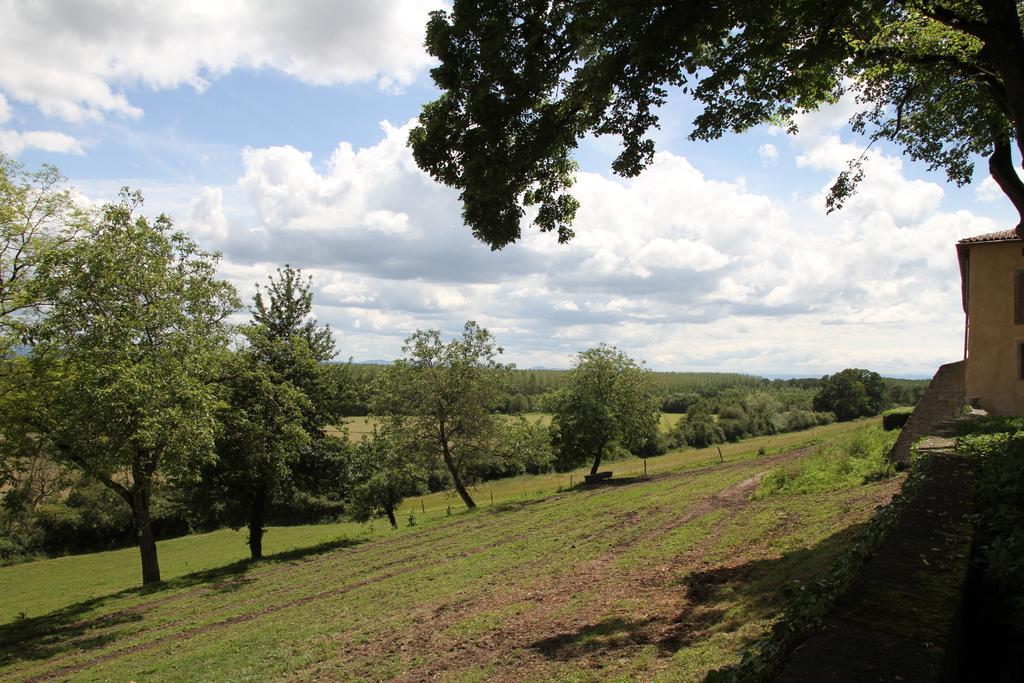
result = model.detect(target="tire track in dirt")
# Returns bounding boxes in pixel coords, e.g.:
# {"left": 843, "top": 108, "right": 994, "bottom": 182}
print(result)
{"left": 21, "top": 477, "right": 661, "bottom": 680}
{"left": 30, "top": 445, "right": 808, "bottom": 645}
{"left": 26, "top": 502, "right": 553, "bottom": 648}
{"left": 30, "top": 447, "right": 792, "bottom": 646}
{"left": 465, "top": 456, "right": 898, "bottom": 683}
{"left": 18, "top": 445, "right": 816, "bottom": 681}
{"left": 308, "top": 447, "right": 817, "bottom": 681}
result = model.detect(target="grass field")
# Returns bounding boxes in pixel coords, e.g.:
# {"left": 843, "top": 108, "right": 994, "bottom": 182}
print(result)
{"left": 0, "top": 418, "right": 897, "bottom": 681}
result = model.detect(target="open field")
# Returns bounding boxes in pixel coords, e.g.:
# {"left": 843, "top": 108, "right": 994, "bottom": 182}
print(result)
{"left": 0, "top": 419, "right": 871, "bottom": 624}
{"left": 0, "top": 418, "right": 898, "bottom": 681}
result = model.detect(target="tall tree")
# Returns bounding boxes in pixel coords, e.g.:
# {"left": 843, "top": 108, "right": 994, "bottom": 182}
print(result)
{"left": 252, "top": 264, "right": 336, "bottom": 365}
{"left": 202, "top": 351, "right": 312, "bottom": 559}
{"left": 411, "top": 1, "right": 1024, "bottom": 249}
{"left": 11, "top": 191, "right": 239, "bottom": 585}
{"left": 550, "top": 345, "right": 660, "bottom": 475}
{"left": 373, "top": 321, "right": 512, "bottom": 509}
{"left": 812, "top": 368, "right": 889, "bottom": 421}
{"left": 201, "top": 265, "right": 347, "bottom": 559}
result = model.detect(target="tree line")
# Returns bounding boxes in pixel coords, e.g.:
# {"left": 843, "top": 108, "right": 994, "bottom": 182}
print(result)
{"left": 339, "top": 364, "right": 926, "bottom": 418}
{"left": 0, "top": 158, "right": 925, "bottom": 584}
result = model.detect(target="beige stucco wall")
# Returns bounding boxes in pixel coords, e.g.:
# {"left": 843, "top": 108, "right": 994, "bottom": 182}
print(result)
{"left": 965, "top": 239, "right": 1024, "bottom": 415}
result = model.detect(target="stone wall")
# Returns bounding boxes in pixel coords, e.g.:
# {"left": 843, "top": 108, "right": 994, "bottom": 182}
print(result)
{"left": 890, "top": 360, "right": 966, "bottom": 466}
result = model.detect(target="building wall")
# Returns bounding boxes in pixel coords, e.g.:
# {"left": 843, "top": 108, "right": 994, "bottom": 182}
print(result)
{"left": 966, "top": 240, "right": 1024, "bottom": 415}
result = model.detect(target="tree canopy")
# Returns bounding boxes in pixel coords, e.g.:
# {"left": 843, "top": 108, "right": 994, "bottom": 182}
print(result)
{"left": 812, "top": 368, "right": 889, "bottom": 421}
{"left": 373, "top": 321, "right": 512, "bottom": 509}
{"left": 0, "top": 155, "right": 85, "bottom": 353}
{"left": 196, "top": 265, "right": 346, "bottom": 560}
{"left": 347, "top": 426, "right": 428, "bottom": 529}
{"left": 549, "top": 345, "right": 660, "bottom": 475}
{"left": 8, "top": 192, "right": 239, "bottom": 584}
{"left": 411, "top": 0, "right": 1024, "bottom": 249}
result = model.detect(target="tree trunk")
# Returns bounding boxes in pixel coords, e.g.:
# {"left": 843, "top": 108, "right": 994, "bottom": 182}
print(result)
{"left": 131, "top": 485, "right": 161, "bottom": 585}
{"left": 248, "top": 484, "right": 267, "bottom": 560}
{"left": 590, "top": 441, "right": 606, "bottom": 476}
{"left": 385, "top": 507, "right": 398, "bottom": 529}
{"left": 989, "top": 137, "right": 1024, "bottom": 230}
{"left": 439, "top": 424, "right": 476, "bottom": 509}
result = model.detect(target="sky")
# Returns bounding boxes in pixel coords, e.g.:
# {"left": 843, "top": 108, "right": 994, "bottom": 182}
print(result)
{"left": 1, "top": 1, "right": 1019, "bottom": 378}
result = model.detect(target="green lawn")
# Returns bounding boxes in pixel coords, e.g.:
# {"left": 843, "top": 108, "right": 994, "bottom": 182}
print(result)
{"left": 0, "top": 418, "right": 896, "bottom": 681}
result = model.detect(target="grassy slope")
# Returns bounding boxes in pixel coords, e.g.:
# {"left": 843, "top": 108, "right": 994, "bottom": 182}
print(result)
{"left": 0, "top": 420, "right": 869, "bottom": 624}
{"left": 0, "top": 418, "right": 894, "bottom": 681}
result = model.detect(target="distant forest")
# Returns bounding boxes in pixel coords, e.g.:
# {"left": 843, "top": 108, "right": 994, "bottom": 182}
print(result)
{"left": 334, "top": 364, "right": 929, "bottom": 416}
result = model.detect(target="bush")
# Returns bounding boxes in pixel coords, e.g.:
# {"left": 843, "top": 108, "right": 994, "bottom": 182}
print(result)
{"left": 956, "top": 416, "right": 1024, "bottom": 437}
{"left": 632, "top": 429, "right": 669, "bottom": 457}
{"left": 268, "top": 491, "right": 347, "bottom": 525}
{"left": 35, "top": 483, "right": 135, "bottom": 554}
{"left": 2, "top": 478, "right": 193, "bottom": 563}
{"left": 679, "top": 414, "right": 725, "bottom": 448}
{"left": 772, "top": 410, "right": 835, "bottom": 433}
{"left": 661, "top": 392, "right": 700, "bottom": 413}
{"left": 882, "top": 407, "right": 914, "bottom": 431}
{"left": 0, "top": 535, "right": 38, "bottom": 566}
{"left": 718, "top": 418, "right": 748, "bottom": 442}
{"left": 955, "top": 426, "right": 1024, "bottom": 611}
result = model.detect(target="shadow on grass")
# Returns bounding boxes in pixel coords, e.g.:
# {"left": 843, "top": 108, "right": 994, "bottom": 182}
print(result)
{"left": 528, "top": 521, "right": 871, "bottom": 667}
{"left": 578, "top": 475, "right": 651, "bottom": 488}
{"left": 0, "top": 536, "right": 365, "bottom": 667}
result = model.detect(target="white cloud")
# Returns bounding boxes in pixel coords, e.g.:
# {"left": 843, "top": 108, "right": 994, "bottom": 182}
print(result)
{"left": 976, "top": 176, "right": 1006, "bottom": 204}
{"left": 0, "top": 93, "right": 9, "bottom": 125}
{"left": 0, "top": 1, "right": 443, "bottom": 123}
{"left": 183, "top": 187, "right": 230, "bottom": 242}
{"left": 796, "top": 135, "right": 945, "bottom": 227}
{"left": 105, "top": 116, "right": 998, "bottom": 377}
{"left": 758, "top": 143, "right": 778, "bottom": 164}
{"left": 0, "top": 129, "right": 84, "bottom": 155}
{"left": 789, "top": 91, "right": 864, "bottom": 140}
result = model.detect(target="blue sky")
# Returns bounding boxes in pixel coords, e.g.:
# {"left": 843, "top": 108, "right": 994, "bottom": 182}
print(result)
{"left": 2, "top": 1, "right": 1018, "bottom": 377}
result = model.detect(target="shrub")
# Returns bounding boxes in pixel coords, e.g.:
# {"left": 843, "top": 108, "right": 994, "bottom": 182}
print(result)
{"left": 2, "top": 477, "right": 193, "bottom": 563}
{"left": 632, "top": 429, "right": 669, "bottom": 457}
{"left": 661, "top": 392, "right": 700, "bottom": 413}
{"left": 718, "top": 418, "right": 748, "bottom": 442}
{"left": 772, "top": 410, "right": 835, "bottom": 433}
{"left": 956, "top": 416, "right": 1024, "bottom": 437}
{"left": 955, "top": 427, "right": 1024, "bottom": 611}
{"left": 882, "top": 407, "right": 914, "bottom": 431}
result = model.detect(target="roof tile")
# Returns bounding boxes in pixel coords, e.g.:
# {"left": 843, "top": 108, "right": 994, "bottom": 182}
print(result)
{"left": 957, "top": 228, "right": 1022, "bottom": 244}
